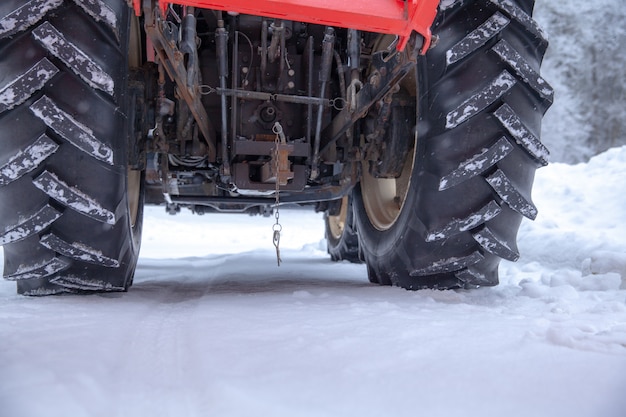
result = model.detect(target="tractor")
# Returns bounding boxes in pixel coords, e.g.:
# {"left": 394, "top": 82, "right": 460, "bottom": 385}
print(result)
{"left": 0, "top": 0, "right": 552, "bottom": 295}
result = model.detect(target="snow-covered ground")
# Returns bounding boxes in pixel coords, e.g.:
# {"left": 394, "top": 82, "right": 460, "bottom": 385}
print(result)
{"left": 1, "top": 146, "right": 625, "bottom": 416}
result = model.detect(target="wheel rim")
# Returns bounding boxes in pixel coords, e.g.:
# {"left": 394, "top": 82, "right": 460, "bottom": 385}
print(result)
{"left": 361, "top": 145, "right": 415, "bottom": 231}
{"left": 360, "top": 35, "right": 417, "bottom": 231}
{"left": 127, "top": 168, "right": 141, "bottom": 228}
{"left": 127, "top": 15, "right": 142, "bottom": 229}
{"left": 327, "top": 196, "right": 349, "bottom": 240}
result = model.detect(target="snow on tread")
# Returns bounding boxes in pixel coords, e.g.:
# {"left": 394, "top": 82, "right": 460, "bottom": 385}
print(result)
{"left": 486, "top": 169, "right": 537, "bottom": 219}
{"left": 51, "top": 275, "right": 124, "bottom": 291}
{"left": 488, "top": 0, "right": 548, "bottom": 44}
{"left": 494, "top": 103, "right": 549, "bottom": 165}
{"left": 411, "top": 251, "right": 484, "bottom": 276}
{"left": 439, "top": 137, "right": 514, "bottom": 191}
{"left": 0, "top": 204, "right": 61, "bottom": 245}
{"left": 0, "top": 58, "right": 59, "bottom": 114}
{"left": 21, "top": 286, "right": 72, "bottom": 296}
{"left": 446, "top": 12, "right": 510, "bottom": 66}
{"left": 492, "top": 39, "right": 554, "bottom": 102}
{"left": 438, "top": 0, "right": 466, "bottom": 11}
{"left": 31, "top": 21, "right": 115, "bottom": 95}
{"left": 455, "top": 267, "right": 491, "bottom": 286}
{"left": 72, "top": 0, "right": 118, "bottom": 36}
{"left": 446, "top": 71, "right": 516, "bottom": 129}
{"left": 4, "top": 257, "right": 69, "bottom": 281}
{"left": 39, "top": 233, "right": 120, "bottom": 268}
{"left": 29, "top": 95, "right": 114, "bottom": 165}
{"left": 0, "top": 0, "right": 62, "bottom": 39}
{"left": 473, "top": 227, "right": 519, "bottom": 261}
{"left": 33, "top": 170, "right": 116, "bottom": 224}
{"left": 0, "top": 134, "right": 59, "bottom": 186}
{"left": 426, "top": 200, "right": 502, "bottom": 242}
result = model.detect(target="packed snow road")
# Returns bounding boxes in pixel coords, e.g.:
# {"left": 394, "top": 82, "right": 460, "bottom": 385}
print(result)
{"left": 1, "top": 146, "right": 626, "bottom": 417}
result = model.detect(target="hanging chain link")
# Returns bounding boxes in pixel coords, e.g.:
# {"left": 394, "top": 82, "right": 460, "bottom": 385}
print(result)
{"left": 272, "top": 122, "right": 285, "bottom": 266}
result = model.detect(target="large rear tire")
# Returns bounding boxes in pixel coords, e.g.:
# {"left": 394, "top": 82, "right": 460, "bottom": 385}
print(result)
{"left": 354, "top": 0, "right": 553, "bottom": 289}
{"left": 0, "top": 0, "right": 144, "bottom": 295}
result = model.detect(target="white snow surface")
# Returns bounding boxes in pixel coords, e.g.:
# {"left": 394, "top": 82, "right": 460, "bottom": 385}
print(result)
{"left": 1, "top": 145, "right": 626, "bottom": 417}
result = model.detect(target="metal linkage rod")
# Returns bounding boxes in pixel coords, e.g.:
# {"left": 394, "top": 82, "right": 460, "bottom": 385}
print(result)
{"left": 310, "top": 27, "right": 335, "bottom": 180}
{"left": 216, "top": 15, "right": 230, "bottom": 178}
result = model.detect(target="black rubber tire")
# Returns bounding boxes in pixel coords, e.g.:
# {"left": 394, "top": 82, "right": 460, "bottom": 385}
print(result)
{"left": 354, "top": 0, "right": 553, "bottom": 289}
{"left": 0, "top": 0, "right": 144, "bottom": 295}
{"left": 324, "top": 195, "right": 362, "bottom": 263}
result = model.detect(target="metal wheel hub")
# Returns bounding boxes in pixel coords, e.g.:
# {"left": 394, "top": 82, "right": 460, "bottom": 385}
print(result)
{"left": 328, "top": 196, "right": 350, "bottom": 239}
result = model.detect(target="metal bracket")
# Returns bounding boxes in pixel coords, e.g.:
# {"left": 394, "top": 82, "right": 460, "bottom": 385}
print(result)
{"left": 320, "top": 34, "right": 421, "bottom": 156}
{"left": 142, "top": 0, "right": 216, "bottom": 161}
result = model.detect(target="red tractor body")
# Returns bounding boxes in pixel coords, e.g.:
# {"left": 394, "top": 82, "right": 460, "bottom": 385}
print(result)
{"left": 133, "top": 0, "right": 439, "bottom": 51}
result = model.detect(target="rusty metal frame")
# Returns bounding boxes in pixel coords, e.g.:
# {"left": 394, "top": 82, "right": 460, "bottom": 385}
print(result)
{"left": 142, "top": 0, "right": 217, "bottom": 161}
{"left": 132, "top": 0, "right": 440, "bottom": 52}
{"left": 321, "top": 34, "right": 421, "bottom": 155}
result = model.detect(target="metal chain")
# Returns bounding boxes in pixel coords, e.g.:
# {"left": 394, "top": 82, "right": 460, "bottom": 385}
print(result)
{"left": 272, "top": 122, "right": 284, "bottom": 266}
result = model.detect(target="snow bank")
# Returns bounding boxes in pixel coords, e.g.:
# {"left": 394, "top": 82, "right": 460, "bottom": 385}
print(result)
{"left": 506, "top": 145, "right": 626, "bottom": 284}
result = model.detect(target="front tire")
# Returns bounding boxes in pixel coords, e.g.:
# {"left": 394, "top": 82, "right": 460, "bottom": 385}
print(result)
{"left": 324, "top": 195, "right": 362, "bottom": 263}
{"left": 0, "top": 0, "right": 144, "bottom": 295}
{"left": 355, "top": 0, "right": 553, "bottom": 289}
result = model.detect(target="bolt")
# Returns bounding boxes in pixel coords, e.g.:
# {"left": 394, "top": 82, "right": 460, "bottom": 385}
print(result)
{"left": 369, "top": 72, "right": 380, "bottom": 87}
{"left": 260, "top": 106, "right": 277, "bottom": 122}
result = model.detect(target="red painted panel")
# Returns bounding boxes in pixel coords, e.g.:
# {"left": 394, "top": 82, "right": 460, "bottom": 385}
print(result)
{"left": 134, "top": 0, "right": 440, "bottom": 52}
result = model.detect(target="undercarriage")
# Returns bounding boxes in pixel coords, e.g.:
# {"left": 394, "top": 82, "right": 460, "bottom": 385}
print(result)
{"left": 136, "top": 1, "right": 426, "bottom": 215}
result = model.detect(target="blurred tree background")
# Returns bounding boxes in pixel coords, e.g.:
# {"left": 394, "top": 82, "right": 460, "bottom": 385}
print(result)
{"left": 535, "top": 0, "right": 626, "bottom": 163}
